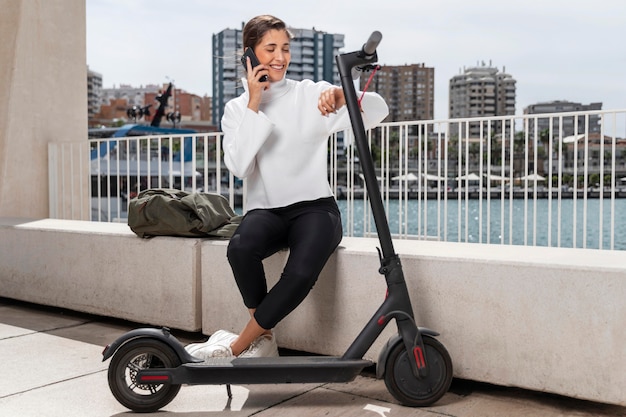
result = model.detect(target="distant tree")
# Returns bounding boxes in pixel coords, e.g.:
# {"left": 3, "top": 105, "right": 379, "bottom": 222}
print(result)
{"left": 447, "top": 136, "right": 459, "bottom": 162}
{"left": 513, "top": 131, "right": 527, "bottom": 177}
{"left": 604, "top": 150, "right": 612, "bottom": 167}
{"left": 536, "top": 128, "right": 551, "bottom": 175}
{"left": 562, "top": 173, "right": 573, "bottom": 187}
{"left": 370, "top": 142, "right": 381, "bottom": 167}
{"left": 469, "top": 143, "right": 480, "bottom": 161}
{"left": 539, "top": 128, "right": 550, "bottom": 148}
{"left": 487, "top": 130, "right": 502, "bottom": 166}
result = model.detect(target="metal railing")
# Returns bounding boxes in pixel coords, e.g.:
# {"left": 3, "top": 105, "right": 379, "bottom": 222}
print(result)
{"left": 50, "top": 109, "right": 626, "bottom": 250}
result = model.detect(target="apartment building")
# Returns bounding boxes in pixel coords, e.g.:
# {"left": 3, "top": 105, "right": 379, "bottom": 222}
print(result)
{"left": 87, "top": 67, "right": 103, "bottom": 120}
{"left": 524, "top": 100, "right": 602, "bottom": 138}
{"left": 360, "top": 63, "right": 434, "bottom": 127}
{"left": 211, "top": 26, "right": 344, "bottom": 127}
{"left": 449, "top": 62, "right": 516, "bottom": 136}
{"left": 101, "top": 84, "right": 161, "bottom": 109}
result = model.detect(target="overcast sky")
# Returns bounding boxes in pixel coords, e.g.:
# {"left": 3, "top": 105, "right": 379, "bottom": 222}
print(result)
{"left": 87, "top": 0, "right": 626, "bottom": 124}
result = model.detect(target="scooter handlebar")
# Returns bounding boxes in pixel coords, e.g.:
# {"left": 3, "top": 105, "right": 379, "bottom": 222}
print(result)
{"left": 362, "top": 31, "right": 382, "bottom": 56}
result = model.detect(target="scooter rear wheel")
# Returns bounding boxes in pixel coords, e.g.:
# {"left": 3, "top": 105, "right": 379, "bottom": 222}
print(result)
{"left": 107, "top": 338, "right": 182, "bottom": 413}
{"left": 384, "top": 335, "right": 453, "bottom": 407}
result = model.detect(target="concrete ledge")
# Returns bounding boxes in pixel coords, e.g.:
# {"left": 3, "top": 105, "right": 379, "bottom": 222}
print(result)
{"left": 201, "top": 237, "right": 625, "bottom": 407}
{"left": 0, "top": 218, "right": 202, "bottom": 331}
{"left": 390, "top": 239, "right": 625, "bottom": 407}
{"left": 1, "top": 218, "right": 624, "bottom": 406}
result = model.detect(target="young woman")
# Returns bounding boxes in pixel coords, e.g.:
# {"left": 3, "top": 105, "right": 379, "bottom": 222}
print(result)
{"left": 187, "top": 15, "right": 388, "bottom": 359}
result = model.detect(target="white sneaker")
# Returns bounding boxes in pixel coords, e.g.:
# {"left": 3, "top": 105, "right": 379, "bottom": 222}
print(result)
{"left": 239, "top": 334, "right": 279, "bottom": 358}
{"left": 206, "top": 329, "right": 239, "bottom": 346}
{"left": 209, "top": 344, "right": 234, "bottom": 358}
{"left": 184, "top": 340, "right": 208, "bottom": 357}
{"left": 185, "top": 330, "right": 238, "bottom": 361}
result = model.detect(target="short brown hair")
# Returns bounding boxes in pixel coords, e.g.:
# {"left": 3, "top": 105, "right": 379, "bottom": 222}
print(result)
{"left": 242, "top": 15, "right": 292, "bottom": 50}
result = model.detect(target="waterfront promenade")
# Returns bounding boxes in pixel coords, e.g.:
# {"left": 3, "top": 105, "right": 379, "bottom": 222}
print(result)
{"left": 2, "top": 297, "right": 625, "bottom": 417}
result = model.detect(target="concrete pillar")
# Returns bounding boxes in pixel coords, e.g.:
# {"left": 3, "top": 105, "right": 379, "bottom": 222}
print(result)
{"left": 0, "top": 0, "right": 87, "bottom": 219}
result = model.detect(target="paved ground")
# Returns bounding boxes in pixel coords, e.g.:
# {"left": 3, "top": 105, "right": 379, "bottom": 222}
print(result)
{"left": 1, "top": 297, "right": 624, "bottom": 417}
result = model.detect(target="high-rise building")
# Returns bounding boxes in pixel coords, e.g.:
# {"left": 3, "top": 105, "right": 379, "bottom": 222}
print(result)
{"left": 87, "top": 67, "right": 103, "bottom": 121}
{"left": 360, "top": 63, "right": 434, "bottom": 127}
{"left": 211, "top": 26, "right": 345, "bottom": 127}
{"left": 524, "top": 100, "right": 602, "bottom": 138}
{"left": 449, "top": 62, "right": 516, "bottom": 136}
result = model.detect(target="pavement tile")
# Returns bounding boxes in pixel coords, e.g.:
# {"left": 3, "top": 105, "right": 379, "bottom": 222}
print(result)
{"left": 252, "top": 385, "right": 434, "bottom": 417}
{"left": 2, "top": 298, "right": 626, "bottom": 417}
{"left": 0, "top": 322, "right": 33, "bottom": 339}
{"left": 0, "top": 301, "right": 89, "bottom": 332}
{"left": 0, "top": 326, "right": 106, "bottom": 398}
{"left": 0, "top": 370, "right": 322, "bottom": 417}
{"left": 0, "top": 370, "right": 125, "bottom": 417}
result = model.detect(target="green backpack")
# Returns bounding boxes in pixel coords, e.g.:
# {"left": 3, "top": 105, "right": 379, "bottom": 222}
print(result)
{"left": 128, "top": 189, "right": 242, "bottom": 238}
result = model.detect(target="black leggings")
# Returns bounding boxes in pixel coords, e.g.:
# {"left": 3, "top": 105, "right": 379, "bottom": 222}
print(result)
{"left": 226, "top": 197, "right": 343, "bottom": 330}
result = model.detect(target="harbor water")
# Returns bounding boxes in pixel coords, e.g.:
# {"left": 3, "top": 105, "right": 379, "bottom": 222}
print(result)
{"left": 337, "top": 197, "right": 626, "bottom": 250}
{"left": 93, "top": 195, "right": 625, "bottom": 251}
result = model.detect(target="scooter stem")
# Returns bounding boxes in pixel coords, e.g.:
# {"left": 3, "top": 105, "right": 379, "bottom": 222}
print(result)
{"left": 336, "top": 45, "right": 395, "bottom": 260}
{"left": 336, "top": 33, "right": 429, "bottom": 379}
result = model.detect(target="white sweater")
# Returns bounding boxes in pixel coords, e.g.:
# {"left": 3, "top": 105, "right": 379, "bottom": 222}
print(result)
{"left": 221, "top": 77, "right": 389, "bottom": 210}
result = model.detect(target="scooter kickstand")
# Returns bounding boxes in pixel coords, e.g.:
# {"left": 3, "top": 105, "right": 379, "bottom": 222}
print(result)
{"left": 226, "top": 384, "right": 232, "bottom": 399}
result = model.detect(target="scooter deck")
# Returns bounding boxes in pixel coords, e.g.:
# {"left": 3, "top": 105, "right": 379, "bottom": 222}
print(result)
{"left": 137, "top": 356, "right": 373, "bottom": 385}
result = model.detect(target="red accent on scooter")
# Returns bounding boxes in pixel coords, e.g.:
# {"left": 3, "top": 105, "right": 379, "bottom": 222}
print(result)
{"left": 377, "top": 315, "right": 386, "bottom": 325}
{"left": 413, "top": 346, "right": 426, "bottom": 369}
{"left": 140, "top": 375, "right": 170, "bottom": 382}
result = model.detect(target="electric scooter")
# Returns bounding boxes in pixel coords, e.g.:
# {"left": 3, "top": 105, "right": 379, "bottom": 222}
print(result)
{"left": 102, "top": 31, "right": 453, "bottom": 413}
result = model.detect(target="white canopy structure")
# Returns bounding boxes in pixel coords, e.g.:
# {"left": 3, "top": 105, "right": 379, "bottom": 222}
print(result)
{"left": 484, "top": 174, "right": 510, "bottom": 182}
{"left": 455, "top": 173, "right": 481, "bottom": 181}
{"left": 421, "top": 173, "right": 445, "bottom": 181}
{"left": 520, "top": 173, "right": 546, "bottom": 181}
{"left": 391, "top": 173, "right": 419, "bottom": 181}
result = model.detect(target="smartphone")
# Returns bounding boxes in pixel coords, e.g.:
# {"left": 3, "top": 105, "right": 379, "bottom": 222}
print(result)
{"left": 241, "top": 48, "right": 268, "bottom": 82}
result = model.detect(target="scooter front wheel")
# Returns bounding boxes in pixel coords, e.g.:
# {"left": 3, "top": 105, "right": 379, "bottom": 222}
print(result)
{"left": 107, "top": 338, "right": 182, "bottom": 413}
{"left": 384, "top": 335, "right": 453, "bottom": 407}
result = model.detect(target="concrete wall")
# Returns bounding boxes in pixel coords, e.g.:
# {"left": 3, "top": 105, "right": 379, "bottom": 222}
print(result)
{"left": 0, "top": 218, "right": 201, "bottom": 331}
{"left": 0, "top": 0, "right": 88, "bottom": 219}
{"left": 1, "top": 217, "right": 624, "bottom": 406}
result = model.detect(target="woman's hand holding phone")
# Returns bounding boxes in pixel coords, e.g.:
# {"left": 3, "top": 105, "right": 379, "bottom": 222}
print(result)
{"left": 242, "top": 48, "right": 268, "bottom": 112}
{"left": 241, "top": 48, "right": 268, "bottom": 83}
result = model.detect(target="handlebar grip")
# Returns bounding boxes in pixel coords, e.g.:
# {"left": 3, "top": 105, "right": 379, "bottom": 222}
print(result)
{"left": 362, "top": 31, "right": 382, "bottom": 55}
